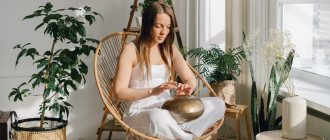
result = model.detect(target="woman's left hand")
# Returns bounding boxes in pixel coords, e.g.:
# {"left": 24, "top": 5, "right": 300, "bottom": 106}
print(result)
{"left": 176, "top": 83, "right": 192, "bottom": 95}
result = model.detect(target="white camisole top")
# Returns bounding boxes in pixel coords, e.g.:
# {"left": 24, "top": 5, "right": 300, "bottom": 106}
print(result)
{"left": 124, "top": 42, "right": 172, "bottom": 116}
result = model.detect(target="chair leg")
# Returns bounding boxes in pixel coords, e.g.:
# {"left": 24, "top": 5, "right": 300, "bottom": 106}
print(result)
{"left": 245, "top": 111, "right": 252, "bottom": 140}
{"left": 236, "top": 114, "right": 241, "bottom": 140}
{"left": 97, "top": 128, "right": 103, "bottom": 140}
{"left": 107, "top": 131, "right": 113, "bottom": 140}
{"left": 97, "top": 110, "right": 108, "bottom": 140}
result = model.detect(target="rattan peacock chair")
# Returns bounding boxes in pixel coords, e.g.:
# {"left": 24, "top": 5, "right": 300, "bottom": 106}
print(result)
{"left": 94, "top": 32, "right": 224, "bottom": 140}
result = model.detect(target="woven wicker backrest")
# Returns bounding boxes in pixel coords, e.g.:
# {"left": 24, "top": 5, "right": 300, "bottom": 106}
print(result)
{"left": 94, "top": 32, "right": 224, "bottom": 140}
{"left": 94, "top": 32, "right": 138, "bottom": 120}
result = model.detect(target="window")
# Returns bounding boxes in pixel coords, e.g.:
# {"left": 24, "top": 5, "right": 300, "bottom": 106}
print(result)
{"left": 277, "top": 0, "right": 330, "bottom": 79}
{"left": 277, "top": 0, "right": 330, "bottom": 116}
{"left": 199, "top": 0, "right": 226, "bottom": 50}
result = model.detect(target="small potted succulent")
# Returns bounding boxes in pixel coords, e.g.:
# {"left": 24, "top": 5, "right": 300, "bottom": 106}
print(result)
{"left": 8, "top": 2, "right": 102, "bottom": 139}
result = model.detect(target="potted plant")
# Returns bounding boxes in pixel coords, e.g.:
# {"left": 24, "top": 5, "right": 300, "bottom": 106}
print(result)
{"left": 135, "top": 0, "right": 171, "bottom": 27}
{"left": 184, "top": 44, "right": 245, "bottom": 105}
{"left": 242, "top": 30, "right": 296, "bottom": 136}
{"left": 138, "top": 0, "right": 171, "bottom": 15}
{"left": 8, "top": 2, "right": 101, "bottom": 139}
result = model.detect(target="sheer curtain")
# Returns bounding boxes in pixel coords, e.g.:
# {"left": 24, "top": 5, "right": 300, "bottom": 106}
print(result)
{"left": 240, "top": 0, "right": 277, "bottom": 106}
{"left": 229, "top": 0, "right": 277, "bottom": 111}
{"left": 225, "top": 0, "right": 277, "bottom": 138}
{"left": 191, "top": 0, "right": 277, "bottom": 138}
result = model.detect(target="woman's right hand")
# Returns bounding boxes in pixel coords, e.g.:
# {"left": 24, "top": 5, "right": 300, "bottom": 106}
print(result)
{"left": 151, "top": 81, "right": 177, "bottom": 95}
{"left": 176, "top": 83, "right": 192, "bottom": 95}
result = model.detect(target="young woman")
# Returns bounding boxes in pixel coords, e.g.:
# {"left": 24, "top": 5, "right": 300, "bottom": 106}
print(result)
{"left": 113, "top": 1, "right": 225, "bottom": 139}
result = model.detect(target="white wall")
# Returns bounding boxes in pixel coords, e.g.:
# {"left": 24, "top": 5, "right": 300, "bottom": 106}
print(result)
{"left": 0, "top": 0, "right": 190, "bottom": 139}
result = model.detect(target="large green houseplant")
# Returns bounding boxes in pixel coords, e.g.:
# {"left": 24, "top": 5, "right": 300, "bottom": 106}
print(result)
{"left": 8, "top": 2, "right": 101, "bottom": 138}
{"left": 184, "top": 44, "right": 245, "bottom": 105}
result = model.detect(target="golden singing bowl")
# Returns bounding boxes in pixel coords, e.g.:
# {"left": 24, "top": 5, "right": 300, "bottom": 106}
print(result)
{"left": 161, "top": 95, "right": 204, "bottom": 124}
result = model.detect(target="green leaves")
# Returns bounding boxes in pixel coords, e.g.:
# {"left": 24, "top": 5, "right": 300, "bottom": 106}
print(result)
{"left": 10, "top": 2, "right": 102, "bottom": 121}
{"left": 77, "top": 23, "right": 86, "bottom": 37}
{"left": 21, "top": 2, "right": 101, "bottom": 44}
{"left": 34, "top": 58, "right": 48, "bottom": 69}
{"left": 244, "top": 30, "right": 296, "bottom": 135}
{"left": 70, "top": 68, "right": 82, "bottom": 83}
{"left": 44, "top": 2, "right": 53, "bottom": 12}
{"left": 92, "top": 12, "right": 104, "bottom": 21}
{"left": 9, "top": 82, "right": 30, "bottom": 102}
{"left": 185, "top": 44, "right": 245, "bottom": 84}
{"left": 138, "top": 0, "right": 171, "bottom": 15}
{"left": 13, "top": 43, "right": 33, "bottom": 66}
{"left": 85, "top": 15, "right": 95, "bottom": 25}
{"left": 250, "top": 81, "right": 259, "bottom": 136}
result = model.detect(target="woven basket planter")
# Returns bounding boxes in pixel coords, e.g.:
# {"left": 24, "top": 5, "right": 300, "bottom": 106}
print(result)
{"left": 10, "top": 111, "right": 67, "bottom": 140}
{"left": 211, "top": 80, "right": 236, "bottom": 106}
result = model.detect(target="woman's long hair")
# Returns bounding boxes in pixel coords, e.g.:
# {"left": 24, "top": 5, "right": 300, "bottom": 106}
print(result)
{"left": 136, "top": 1, "right": 175, "bottom": 80}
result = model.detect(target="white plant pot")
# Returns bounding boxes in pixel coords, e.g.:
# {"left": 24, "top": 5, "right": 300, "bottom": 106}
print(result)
{"left": 282, "top": 95, "right": 307, "bottom": 139}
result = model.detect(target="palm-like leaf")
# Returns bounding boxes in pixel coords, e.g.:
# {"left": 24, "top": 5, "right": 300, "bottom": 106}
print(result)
{"left": 185, "top": 44, "right": 246, "bottom": 84}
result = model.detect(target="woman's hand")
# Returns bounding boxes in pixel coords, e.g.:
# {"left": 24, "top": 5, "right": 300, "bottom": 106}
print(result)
{"left": 176, "top": 83, "right": 192, "bottom": 95}
{"left": 151, "top": 81, "right": 177, "bottom": 95}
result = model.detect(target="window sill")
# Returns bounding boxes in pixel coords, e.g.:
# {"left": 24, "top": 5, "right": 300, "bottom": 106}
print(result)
{"left": 277, "top": 76, "right": 330, "bottom": 122}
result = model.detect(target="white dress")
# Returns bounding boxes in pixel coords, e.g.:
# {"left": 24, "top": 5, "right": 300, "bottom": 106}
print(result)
{"left": 123, "top": 43, "right": 225, "bottom": 140}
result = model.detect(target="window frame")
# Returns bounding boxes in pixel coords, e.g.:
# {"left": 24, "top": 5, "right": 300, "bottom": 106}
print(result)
{"left": 276, "top": 0, "right": 330, "bottom": 86}
{"left": 276, "top": 0, "right": 330, "bottom": 116}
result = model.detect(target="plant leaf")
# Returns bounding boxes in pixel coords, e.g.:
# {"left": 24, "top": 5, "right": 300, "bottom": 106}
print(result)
{"left": 79, "top": 60, "right": 88, "bottom": 75}
{"left": 70, "top": 68, "right": 82, "bottom": 83}
{"left": 25, "top": 48, "right": 39, "bottom": 59}
{"left": 84, "top": 15, "right": 95, "bottom": 25}
{"left": 34, "top": 58, "right": 48, "bottom": 69}
{"left": 43, "top": 88, "right": 51, "bottom": 99}
{"left": 35, "top": 22, "right": 45, "bottom": 31}
{"left": 14, "top": 94, "right": 23, "bottom": 102}
{"left": 86, "top": 38, "right": 99, "bottom": 44}
{"left": 44, "top": 2, "right": 53, "bottom": 11}
{"left": 65, "top": 80, "right": 77, "bottom": 93}
{"left": 92, "top": 12, "right": 104, "bottom": 20}
{"left": 77, "top": 23, "right": 86, "bottom": 37}
{"left": 68, "top": 7, "right": 80, "bottom": 11}
{"left": 15, "top": 49, "right": 28, "bottom": 67}
{"left": 23, "top": 14, "right": 37, "bottom": 20}
{"left": 63, "top": 101, "right": 73, "bottom": 107}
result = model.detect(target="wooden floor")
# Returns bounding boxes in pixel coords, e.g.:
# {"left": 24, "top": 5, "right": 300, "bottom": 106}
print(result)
{"left": 100, "top": 132, "right": 126, "bottom": 140}
{"left": 102, "top": 132, "right": 238, "bottom": 140}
